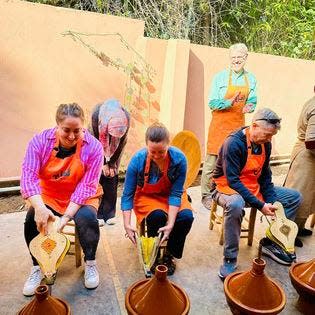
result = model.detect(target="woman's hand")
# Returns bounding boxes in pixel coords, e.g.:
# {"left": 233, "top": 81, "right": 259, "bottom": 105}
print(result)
{"left": 158, "top": 224, "right": 174, "bottom": 244}
{"left": 124, "top": 224, "right": 137, "bottom": 245}
{"left": 34, "top": 206, "right": 55, "bottom": 235}
{"left": 102, "top": 165, "right": 117, "bottom": 177}
{"left": 57, "top": 215, "right": 71, "bottom": 233}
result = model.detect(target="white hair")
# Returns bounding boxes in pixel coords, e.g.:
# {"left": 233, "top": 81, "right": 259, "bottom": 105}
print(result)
{"left": 229, "top": 43, "right": 248, "bottom": 55}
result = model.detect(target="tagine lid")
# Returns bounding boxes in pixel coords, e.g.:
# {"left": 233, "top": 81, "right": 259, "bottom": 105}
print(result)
{"left": 224, "top": 258, "right": 286, "bottom": 313}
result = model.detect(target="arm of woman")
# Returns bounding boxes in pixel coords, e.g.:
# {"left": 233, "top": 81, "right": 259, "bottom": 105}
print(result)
{"left": 70, "top": 139, "right": 103, "bottom": 205}
{"left": 159, "top": 151, "right": 187, "bottom": 242}
{"left": 121, "top": 153, "right": 141, "bottom": 243}
{"left": 158, "top": 205, "right": 180, "bottom": 243}
{"left": 28, "top": 195, "right": 55, "bottom": 235}
{"left": 123, "top": 210, "right": 137, "bottom": 244}
{"left": 57, "top": 201, "right": 80, "bottom": 232}
{"left": 21, "top": 134, "right": 55, "bottom": 234}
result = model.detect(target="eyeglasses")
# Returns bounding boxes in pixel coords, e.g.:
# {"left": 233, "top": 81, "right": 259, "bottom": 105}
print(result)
{"left": 255, "top": 118, "right": 282, "bottom": 124}
{"left": 231, "top": 55, "right": 247, "bottom": 61}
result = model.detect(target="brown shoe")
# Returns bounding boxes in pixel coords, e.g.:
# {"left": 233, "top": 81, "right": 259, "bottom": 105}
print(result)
{"left": 201, "top": 195, "right": 212, "bottom": 210}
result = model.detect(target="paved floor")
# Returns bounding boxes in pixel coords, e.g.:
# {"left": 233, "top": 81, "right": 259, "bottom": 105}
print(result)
{"left": 1, "top": 180, "right": 314, "bottom": 314}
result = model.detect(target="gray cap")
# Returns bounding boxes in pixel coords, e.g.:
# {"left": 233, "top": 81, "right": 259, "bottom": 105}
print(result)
{"left": 252, "top": 108, "right": 281, "bottom": 128}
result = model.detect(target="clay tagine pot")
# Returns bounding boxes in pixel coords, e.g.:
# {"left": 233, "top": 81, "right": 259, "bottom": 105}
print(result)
{"left": 289, "top": 258, "right": 315, "bottom": 315}
{"left": 224, "top": 258, "right": 286, "bottom": 315}
{"left": 125, "top": 264, "right": 190, "bottom": 315}
{"left": 18, "top": 285, "right": 71, "bottom": 315}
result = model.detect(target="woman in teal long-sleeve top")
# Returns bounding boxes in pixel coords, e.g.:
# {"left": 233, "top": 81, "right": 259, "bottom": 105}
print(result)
{"left": 201, "top": 43, "right": 257, "bottom": 209}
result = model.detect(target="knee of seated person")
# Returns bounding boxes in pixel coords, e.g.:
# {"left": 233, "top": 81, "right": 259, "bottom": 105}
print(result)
{"left": 176, "top": 209, "right": 194, "bottom": 224}
{"left": 75, "top": 206, "right": 98, "bottom": 223}
{"left": 25, "top": 207, "right": 35, "bottom": 222}
{"left": 295, "top": 190, "right": 303, "bottom": 206}
{"left": 227, "top": 198, "right": 245, "bottom": 217}
{"left": 146, "top": 209, "right": 167, "bottom": 222}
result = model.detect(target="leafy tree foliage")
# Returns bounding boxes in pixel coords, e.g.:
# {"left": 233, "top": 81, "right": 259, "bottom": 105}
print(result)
{"left": 28, "top": 0, "right": 315, "bottom": 59}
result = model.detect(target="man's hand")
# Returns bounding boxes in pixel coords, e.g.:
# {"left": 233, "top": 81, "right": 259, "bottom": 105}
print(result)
{"left": 34, "top": 206, "right": 55, "bottom": 235}
{"left": 228, "top": 91, "right": 241, "bottom": 105}
{"left": 261, "top": 203, "right": 278, "bottom": 217}
{"left": 102, "top": 164, "right": 110, "bottom": 176}
{"left": 158, "top": 224, "right": 174, "bottom": 244}
{"left": 243, "top": 103, "right": 254, "bottom": 113}
{"left": 124, "top": 224, "right": 137, "bottom": 245}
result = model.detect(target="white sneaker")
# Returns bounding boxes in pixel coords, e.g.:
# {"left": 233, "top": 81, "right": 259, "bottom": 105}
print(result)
{"left": 98, "top": 219, "right": 105, "bottom": 227}
{"left": 23, "top": 266, "right": 43, "bottom": 296}
{"left": 84, "top": 260, "right": 99, "bottom": 289}
{"left": 105, "top": 217, "right": 116, "bottom": 225}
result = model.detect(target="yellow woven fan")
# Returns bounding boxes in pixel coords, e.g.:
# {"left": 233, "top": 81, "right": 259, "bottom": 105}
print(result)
{"left": 171, "top": 130, "right": 201, "bottom": 189}
{"left": 136, "top": 233, "right": 161, "bottom": 277}
{"left": 30, "top": 218, "right": 70, "bottom": 284}
{"left": 266, "top": 201, "right": 298, "bottom": 253}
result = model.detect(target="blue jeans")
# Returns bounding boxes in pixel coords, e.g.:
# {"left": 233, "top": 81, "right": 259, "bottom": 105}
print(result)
{"left": 145, "top": 209, "right": 194, "bottom": 259}
{"left": 212, "top": 186, "right": 302, "bottom": 259}
{"left": 24, "top": 205, "right": 100, "bottom": 265}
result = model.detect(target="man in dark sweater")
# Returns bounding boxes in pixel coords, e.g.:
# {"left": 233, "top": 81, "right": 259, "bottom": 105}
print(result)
{"left": 211, "top": 108, "right": 302, "bottom": 279}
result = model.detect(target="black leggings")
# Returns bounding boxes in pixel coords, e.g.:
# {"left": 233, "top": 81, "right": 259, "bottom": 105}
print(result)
{"left": 24, "top": 205, "right": 100, "bottom": 265}
{"left": 145, "top": 209, "right": 194, "bottom": 259}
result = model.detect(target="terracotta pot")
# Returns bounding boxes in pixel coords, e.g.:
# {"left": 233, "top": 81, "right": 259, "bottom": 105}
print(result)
{"left": 289, "top": 258, "right": 315, "bottom": 315}
{"left": 224, "top": 258, "right": 286, "bottom": 315}
{"left": 125, "top": 265, "right": 190, "bottom": 315}
{"left": 18, "top": 285, "right": 71, "bottom": 315}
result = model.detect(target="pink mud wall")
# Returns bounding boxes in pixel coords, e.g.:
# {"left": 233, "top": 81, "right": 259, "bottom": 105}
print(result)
{"left": 185, "top": 44, "right": 315, "bottom": 155}
{"left": 0, "top": 0, "right": 144, "bottom": 177}
{"left": 1, "top": 0, "right": 315, "bottom": 178}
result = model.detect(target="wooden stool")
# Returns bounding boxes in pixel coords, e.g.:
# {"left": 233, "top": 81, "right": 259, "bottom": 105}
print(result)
{"left": 63, "top": 222, "right": 82, "bottom": 267}
{"left": 209, "top": 200, "right": 257, "bottom": 246}
{"left": 310, "top": 214, "right": 315, "bottom": 228}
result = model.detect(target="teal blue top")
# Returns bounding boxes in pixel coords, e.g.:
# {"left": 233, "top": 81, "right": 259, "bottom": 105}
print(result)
{"left": 208, "top": 69, "right": 257, "bottom": 111}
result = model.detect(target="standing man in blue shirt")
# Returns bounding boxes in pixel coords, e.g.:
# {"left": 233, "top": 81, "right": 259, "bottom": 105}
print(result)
{"left": 201, "top": 43, "right": 257, "bottom": 209}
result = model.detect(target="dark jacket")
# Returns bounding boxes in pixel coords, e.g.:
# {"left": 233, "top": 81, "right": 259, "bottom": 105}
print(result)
{"left": 212, "top": 127, "right": 277, "bottom": 210}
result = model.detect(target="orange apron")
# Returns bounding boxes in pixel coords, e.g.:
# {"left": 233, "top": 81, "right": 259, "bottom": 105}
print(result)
{"left": 213, "top": 128, "right": 265, "bottom": 201}
{"left": 39, "top": 135, "right": 102, "bottom": 214}
{"left": 207, "top": 70, "right": 249, "bottom": 155}
{"left": 133, "top": 153, "right": 192, "bottom": 224}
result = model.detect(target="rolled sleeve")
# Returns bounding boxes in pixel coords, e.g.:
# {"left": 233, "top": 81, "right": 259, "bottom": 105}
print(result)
{"left": 246, "top": 73, "right": 258, "bottom": 111}
{"left": 70, "top": 140, "right": 103, "bottom": 204}
{"left": 21, "top": 136, "right": 43, "bottom": 199}
{"left": 168, "top": 155, "right": 187, "bottom": 206}
{"left": 121, "top": 155, "right": 139, "bottom": 210}
{"left": 208, "top": 71, "right": 232, "bottom": 111}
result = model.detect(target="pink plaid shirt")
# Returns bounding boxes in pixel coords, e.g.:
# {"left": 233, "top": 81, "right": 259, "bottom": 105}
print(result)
{"left": 21, "top": 127, "right": 103, "bottom": 205}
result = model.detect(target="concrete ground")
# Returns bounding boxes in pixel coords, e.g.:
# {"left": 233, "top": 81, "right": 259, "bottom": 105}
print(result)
{"left": 1, "top": 174, "right": 315, "bottom": 314}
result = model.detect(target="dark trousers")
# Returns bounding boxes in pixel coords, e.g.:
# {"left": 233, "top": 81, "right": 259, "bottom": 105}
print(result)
{"left": 146, "top": 209, "right": 194, "bottom": 259}
{"left": 24, "top": 205, "right": 100, "bottom": 265}
{"left": 98, "top": 174, "right": 118, "bottom": 221}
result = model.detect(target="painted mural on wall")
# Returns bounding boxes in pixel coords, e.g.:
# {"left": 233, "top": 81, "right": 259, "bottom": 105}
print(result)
{"left": 63, "top": 31, "right": 160, "bottom": 169}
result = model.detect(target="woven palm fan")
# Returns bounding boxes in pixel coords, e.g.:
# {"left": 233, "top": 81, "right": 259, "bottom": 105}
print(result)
{"left": 266, "top": 201, "right": 298, "bottom": 254}
{"left": 171, "top": 130, "right": 201, "bottom": 189}
{"left": 30, "top": 219, "right": 70, "bottom": 285}
{"left": 136, "top": 233, "right": 161, "bottom": 278}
